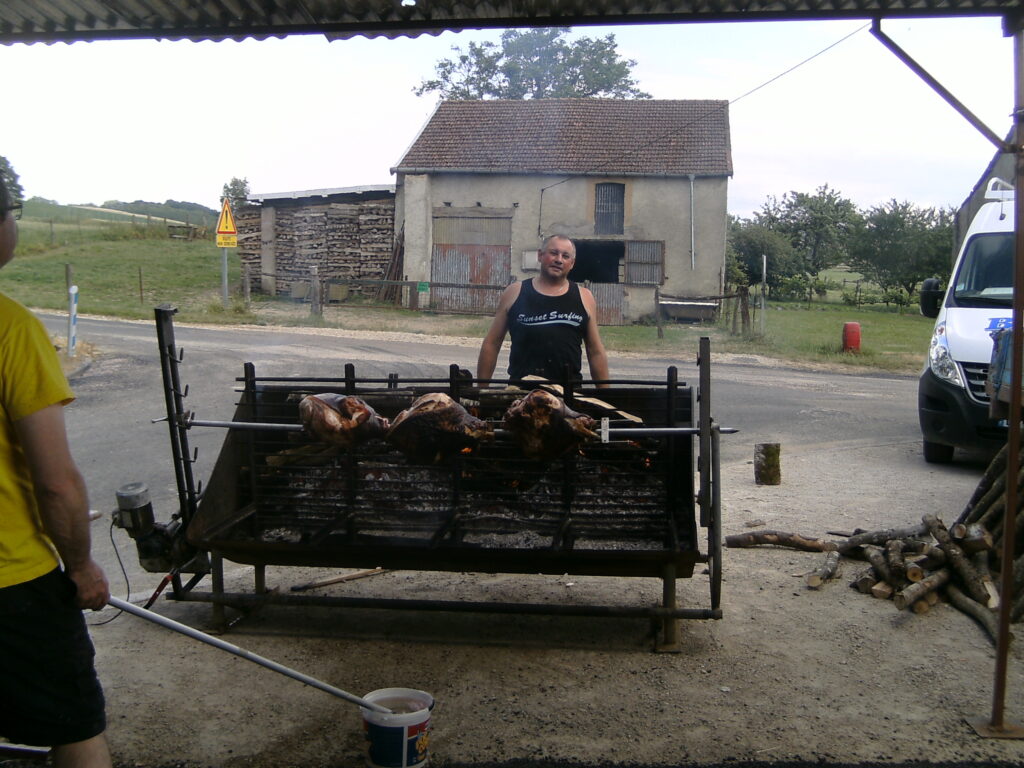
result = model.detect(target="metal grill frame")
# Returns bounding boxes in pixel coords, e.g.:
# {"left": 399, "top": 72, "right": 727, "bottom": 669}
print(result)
{"left": 152, "top": 307, "right": 724, "bottom": 649}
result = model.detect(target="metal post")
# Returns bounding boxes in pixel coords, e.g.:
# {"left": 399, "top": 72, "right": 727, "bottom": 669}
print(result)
{"left": 969, "top": 17, "right": 1024, "bottom": 739}
{"left": 221, "top": 247, "right": 229, "bottom": 309}
{"left": 66, "top": 285, "right": 78, "bottom": 358}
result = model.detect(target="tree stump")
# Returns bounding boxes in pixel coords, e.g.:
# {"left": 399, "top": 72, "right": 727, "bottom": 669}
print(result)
{"left": 754, "top": 443, "right": 781, "bottom": 485}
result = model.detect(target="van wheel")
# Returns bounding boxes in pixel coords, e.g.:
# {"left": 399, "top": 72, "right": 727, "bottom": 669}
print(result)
{"left": 923, "top": 440, "right": 955, "bottom": 464}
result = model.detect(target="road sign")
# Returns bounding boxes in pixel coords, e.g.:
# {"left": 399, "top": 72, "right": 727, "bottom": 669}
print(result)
{"left": 217, "top": 199, "right": 237, "bottom": 234}
{"left": 216, "top": 199, "right": 237, "bottom": 248}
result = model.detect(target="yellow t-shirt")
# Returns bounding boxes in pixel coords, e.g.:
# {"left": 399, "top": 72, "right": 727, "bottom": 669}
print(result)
{"left": 0, "top": 293, "right": 74, "bottom": 588}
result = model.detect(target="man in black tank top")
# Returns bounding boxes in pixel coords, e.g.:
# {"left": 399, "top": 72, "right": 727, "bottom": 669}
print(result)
{"left": 477, "top": 234, "right": 610, "bottom": 387}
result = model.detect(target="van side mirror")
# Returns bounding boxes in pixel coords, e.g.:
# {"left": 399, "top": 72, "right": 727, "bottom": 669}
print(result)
{"left": 920, "top": 278, "right": 944, "bottom": 319}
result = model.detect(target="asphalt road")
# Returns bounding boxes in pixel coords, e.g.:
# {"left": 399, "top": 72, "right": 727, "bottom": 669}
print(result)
{"left": 38, "top": 311, "right": 987, "bottom": 596}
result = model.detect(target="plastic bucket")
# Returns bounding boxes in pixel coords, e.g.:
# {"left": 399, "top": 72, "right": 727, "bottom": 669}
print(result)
{"left": 361, "top": 688, "right": 434, "bottom": 768}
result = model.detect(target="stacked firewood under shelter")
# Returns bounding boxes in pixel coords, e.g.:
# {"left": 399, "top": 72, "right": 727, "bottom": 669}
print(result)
{"left": 726, "top": 443, "right": 1019, "bottom": 644}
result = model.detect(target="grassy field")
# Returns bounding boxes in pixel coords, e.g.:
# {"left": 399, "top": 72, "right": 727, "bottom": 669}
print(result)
{"left": 2, "top": 230, "right": 932, "bottom": 375}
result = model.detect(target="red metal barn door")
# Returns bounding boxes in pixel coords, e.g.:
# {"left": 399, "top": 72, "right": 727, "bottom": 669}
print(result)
{"left": 431, "top": 214, "right": 511, "bottom": 314}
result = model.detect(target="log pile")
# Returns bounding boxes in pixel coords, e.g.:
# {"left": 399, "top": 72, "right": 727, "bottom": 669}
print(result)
{"left": 236, "top": 199, "right": 396, "bottom": 298}
{"left": 726, "top": 443, "right": 1022, "bottom": 645}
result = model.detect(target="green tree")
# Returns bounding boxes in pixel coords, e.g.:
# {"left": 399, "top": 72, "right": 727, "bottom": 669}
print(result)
{"left": 847, "top": 200, "right": 953, "bottom": 300}
{"left": 756, "top": 184, "right": 861, "bottom": 291}
{"left": 415, "top": 28, "right": 651, "bottom": 100}
{"left": 221, "top": 177, "right": 251, "bottom": 212}
{"left": 726, "top": 216, "right": 798, "bottom": 291}
{"left": 0, "top": 156, "right": 24, "bottom": 202}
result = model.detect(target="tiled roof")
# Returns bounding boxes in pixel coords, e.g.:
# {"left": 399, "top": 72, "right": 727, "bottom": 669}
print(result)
{"left": 394, "top": 99, "right": 732, "bottom": 178}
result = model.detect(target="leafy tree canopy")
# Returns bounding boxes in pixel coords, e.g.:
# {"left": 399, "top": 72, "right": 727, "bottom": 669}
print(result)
{"left": 221, "top": 177, "right": 251, "bottom": 212}
{"left": 415, "top": 27, "right": 651, "bottom": 100}
{"left": 755, "top": 184, "right": 861, "bottom": 280}
{"left": 847, "top": 200, "right": 953, "bottom": 297}
{"left": 0, "top": 156, "right": 24, "bottom": 202}
{"left": 726, "top": 216, "right": 798, "bottom": 290}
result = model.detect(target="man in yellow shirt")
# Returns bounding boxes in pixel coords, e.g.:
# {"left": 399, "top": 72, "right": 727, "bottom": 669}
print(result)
{"left": 0, "top": 180, "right": 112, "bottom": 767}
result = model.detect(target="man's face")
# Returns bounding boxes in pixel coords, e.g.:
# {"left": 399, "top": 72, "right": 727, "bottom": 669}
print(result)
{"left": 537, "top": 238, "right": 575, "bottom": 280}
{"left": 0, "top": 212, "right": 16, "bottom": 269}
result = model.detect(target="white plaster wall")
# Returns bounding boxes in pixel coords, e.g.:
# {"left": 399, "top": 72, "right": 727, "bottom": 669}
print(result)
{"left": 398, "top": 171, "right": 728, "bottom": 318}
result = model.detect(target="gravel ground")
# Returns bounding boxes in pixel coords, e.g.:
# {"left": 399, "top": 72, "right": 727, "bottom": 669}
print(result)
{"left": 61, "top": 435, "right": 1023, "bottom": 768}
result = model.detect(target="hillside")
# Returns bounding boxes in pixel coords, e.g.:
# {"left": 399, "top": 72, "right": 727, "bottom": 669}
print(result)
{"left": 24, "top": 196, "right": 218, "bottom": 228}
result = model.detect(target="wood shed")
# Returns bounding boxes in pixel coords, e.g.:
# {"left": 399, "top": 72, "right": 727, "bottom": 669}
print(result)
{"left": 237, "top": 185, "right": 396, "bottom": 299}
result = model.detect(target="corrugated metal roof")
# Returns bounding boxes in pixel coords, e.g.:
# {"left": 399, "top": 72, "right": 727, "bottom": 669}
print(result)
{"left": 0, "top": 0, "right": 1015, "bottom": 45}
{"left": 250, "top": 185, "right": 395, "bottom": 202}
{"left": 394, "top": 99, "right": 732, "bottom": 178}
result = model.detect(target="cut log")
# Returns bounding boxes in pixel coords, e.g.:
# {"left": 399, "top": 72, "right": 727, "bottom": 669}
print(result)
{"left": 863, "top": 545, "right": 893, "bottom": 586}
{"left": 953, "top": 523, "right": 995, "bottom": 555}
{"left": 850, "top": 566, "right": 878, "bottom": 594}
{"left": 724, "top": 530, "right": 837, "bottom": 552}
{"left": 893, "top": 569, "right": 950, "bottom": 610}
{"left": 885, "top": 539, "right": 906, "bottom": 584}
{"left": 911, "top": 598, "right": 931, "bottom": 615}
{"left": 922, "top": 514, "right": 991, "bottom": 605}
{"left": 971, "top": 550, "right": 1000, "bottom": 609}
{"left": 947, "top": 583, "right": 1004, "bottom": 645}
{"left": 754, "top": 443, "right": 781, "bottom": 485}
{"left": 836, "top": 523, "right": 929, "bottom": 554}
{"left": 957, "top": 442, "right": 1008, "bottom": 525}
{"left": 806, "top": 550, "right": 841, "bottom": 588}
{"left": 871, "top": 581, "right": 894, "bottom": 600}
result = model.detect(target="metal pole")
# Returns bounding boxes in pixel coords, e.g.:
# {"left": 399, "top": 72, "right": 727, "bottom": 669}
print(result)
{"left": 221, "top": 247, "right": 229, "bottom": 309}
{"left": 66, "top": 285, "right": 78, "bottom": 358}
{"left": 107, "top": 597, "right": 391, "bottom": 714}
{"left": 760, "top": 253, "right": 767, "bottom": 337}
{"left": 970, "top": 17, "right": 1024, "bottom": 739}
{"left": 992, "top": 20, "right": 1024, "bottom": 733}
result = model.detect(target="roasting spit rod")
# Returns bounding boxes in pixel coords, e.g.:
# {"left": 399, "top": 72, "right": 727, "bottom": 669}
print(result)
{"left": 107, "top": 596, "right": 393, "bottom": 713}
{"left": 170, "top": 414, "right": 737, "bottom": 442}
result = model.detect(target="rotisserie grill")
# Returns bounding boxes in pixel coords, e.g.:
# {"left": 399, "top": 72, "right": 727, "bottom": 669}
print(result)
{"left": 127, "top": 307, "right": 731, "bottom": 650}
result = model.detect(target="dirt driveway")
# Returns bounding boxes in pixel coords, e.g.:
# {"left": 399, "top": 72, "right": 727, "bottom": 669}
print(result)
{"left": 23, "top": 317, "right": 1024, "bottom": 768}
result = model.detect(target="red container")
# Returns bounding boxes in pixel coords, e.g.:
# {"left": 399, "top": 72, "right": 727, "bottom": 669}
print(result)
{"left": 842, "top": 322, "right": 861, "bottom": 353}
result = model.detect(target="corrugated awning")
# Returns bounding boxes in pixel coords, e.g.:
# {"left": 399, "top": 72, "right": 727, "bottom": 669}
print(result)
{"left": 0, "top": 0, "right": 1017, "bottom": 45}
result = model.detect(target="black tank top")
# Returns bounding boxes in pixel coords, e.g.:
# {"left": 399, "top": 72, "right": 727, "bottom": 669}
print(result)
{"left": 506, "top": 279, "right": 589, "bottom": 381}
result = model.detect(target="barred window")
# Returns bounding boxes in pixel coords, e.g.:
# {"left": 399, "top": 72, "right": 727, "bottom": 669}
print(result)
{"left": 595, "top": 183, "right": 625, "bottom": 235}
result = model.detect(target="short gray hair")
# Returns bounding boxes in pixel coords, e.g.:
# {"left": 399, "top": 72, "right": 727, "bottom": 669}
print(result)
{"left": 540, "top": 234, "right": 575, "bottom": 254}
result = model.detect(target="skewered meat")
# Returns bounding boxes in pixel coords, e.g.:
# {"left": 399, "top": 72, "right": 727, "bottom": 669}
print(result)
{"left": 299, "top": 393, "right": 390, "bottom": 449}
{"left": 386, "top": 392, "right": 493, "bottom": 463}
{"left": 503, "top": 389, "right": 598, "bottom": 461}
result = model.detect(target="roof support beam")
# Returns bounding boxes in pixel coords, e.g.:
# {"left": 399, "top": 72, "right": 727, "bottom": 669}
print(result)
{"left": 870, "top": 17, "right": 1011, "bottom": 152}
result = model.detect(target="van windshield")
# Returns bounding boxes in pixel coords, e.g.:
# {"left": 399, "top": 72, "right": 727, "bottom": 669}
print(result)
{"left": 953, "top": 232, "right": 1015, "bottom": 306}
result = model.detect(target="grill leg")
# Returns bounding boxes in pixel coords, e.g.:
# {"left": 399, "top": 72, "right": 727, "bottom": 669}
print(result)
{"left": 211, "top": 553, "right": 226, "bottom": 632}
{"left": 254, "top": 565, "right": 266, "bottom": 594}
{"left": 656, "top": 564, "right": 682, "bottom": 653}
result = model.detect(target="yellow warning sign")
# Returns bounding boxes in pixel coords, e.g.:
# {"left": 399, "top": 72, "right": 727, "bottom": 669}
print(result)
{"left": 216, "top": 199, "right": 237, "bottom": 235}
{"left": 216, "top": 234, "right": 237, "bottom": 248}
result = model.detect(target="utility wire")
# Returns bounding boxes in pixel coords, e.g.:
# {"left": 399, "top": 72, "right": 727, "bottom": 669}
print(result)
{"left": 540, "top": 22, "right": 871, "bottom": 194}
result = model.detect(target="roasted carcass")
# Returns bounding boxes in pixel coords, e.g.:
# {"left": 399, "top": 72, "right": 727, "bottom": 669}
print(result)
{"left": 503, "top": 389, "right": 598, "bottom": 461}
{"left": 299, "top": 393, "right": 390, "bottom": 449}
{"left": 386, "top": 392, "right": 493, "bottom": 463}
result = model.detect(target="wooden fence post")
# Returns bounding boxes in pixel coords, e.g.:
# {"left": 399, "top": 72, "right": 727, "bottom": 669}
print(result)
{"left": 309, "top": 265, "right": 322, "bottom": 317}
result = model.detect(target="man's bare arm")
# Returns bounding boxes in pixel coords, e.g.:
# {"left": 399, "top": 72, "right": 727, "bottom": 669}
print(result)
{"left": 476, "top": 282, "right": 521, "bottom": 382}
{"left": 15, "top": 404, "right": 109, "bottom": 610}
{"left": 581, "top": 288, "right": 610, "bottom": 387}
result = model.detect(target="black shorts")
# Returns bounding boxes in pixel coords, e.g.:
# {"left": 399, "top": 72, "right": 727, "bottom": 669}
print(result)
{"left": 0, "top": 568, "right": 106, "bottom": 746}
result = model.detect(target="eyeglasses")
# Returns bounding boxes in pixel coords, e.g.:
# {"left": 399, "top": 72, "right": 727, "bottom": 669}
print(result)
{"left": 3, "top": 203, "right": 21, "bottom": 221}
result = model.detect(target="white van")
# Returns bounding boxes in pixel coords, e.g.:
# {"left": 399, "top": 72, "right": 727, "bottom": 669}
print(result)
{"left": 918, "top": 177, "right": 1014, "bottom": 463}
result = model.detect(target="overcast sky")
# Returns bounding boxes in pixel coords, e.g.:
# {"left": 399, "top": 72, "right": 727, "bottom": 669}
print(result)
{"left": 0, "top": 16, "right": 1014, "bottom": 218}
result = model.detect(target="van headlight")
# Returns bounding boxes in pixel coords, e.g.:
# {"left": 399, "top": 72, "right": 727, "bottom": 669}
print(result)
{"left": 928, "top": 323, "right": 965, "bottom": 388}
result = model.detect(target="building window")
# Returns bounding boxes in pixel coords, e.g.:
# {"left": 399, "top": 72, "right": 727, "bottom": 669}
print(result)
{"left": 624, "top": 241, "right": 664, "bottom": 285}
{"left": 595, "top": 183, "right": 624, "bottom": 235}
